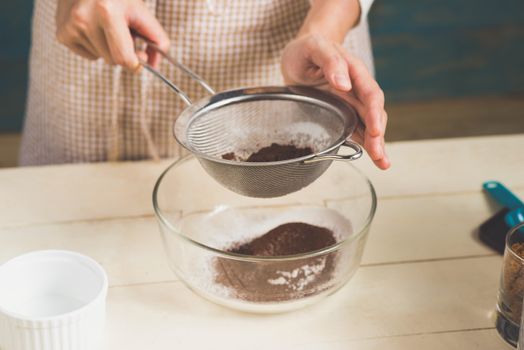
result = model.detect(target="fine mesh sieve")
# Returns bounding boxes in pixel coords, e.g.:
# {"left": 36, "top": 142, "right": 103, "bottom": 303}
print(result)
{"left": 140, "top": 40, "right": 363, "bottom": 198}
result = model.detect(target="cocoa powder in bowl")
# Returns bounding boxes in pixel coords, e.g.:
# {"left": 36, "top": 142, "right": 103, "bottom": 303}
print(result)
{"left": 213, "top": 222, "right": 338, "bottom": 302}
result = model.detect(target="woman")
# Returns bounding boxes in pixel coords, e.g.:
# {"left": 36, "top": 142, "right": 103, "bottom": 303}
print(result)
{"left": 20, "top": 0, "right": 389, "bottom": 170}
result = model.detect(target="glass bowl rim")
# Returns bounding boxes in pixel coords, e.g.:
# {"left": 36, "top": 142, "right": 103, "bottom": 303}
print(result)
{"left": 152, "top": 155, "right": 377, "bottom": 262}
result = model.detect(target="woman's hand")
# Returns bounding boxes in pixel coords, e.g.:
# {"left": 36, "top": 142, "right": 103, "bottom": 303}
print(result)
{"left": 55, "top": 0, "right": 170, "bottom": 70}
{"left": 281, "top": 34, "right": 390, "bottom": 170}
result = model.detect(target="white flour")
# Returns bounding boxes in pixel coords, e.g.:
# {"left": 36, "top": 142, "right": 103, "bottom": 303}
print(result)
{"left": 220, "top": 120, "right": 333, "bottom": 158}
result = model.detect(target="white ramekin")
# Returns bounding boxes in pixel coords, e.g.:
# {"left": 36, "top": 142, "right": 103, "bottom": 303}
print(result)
{"left": 0, "top": 250, "right": 108, "bottom": 350}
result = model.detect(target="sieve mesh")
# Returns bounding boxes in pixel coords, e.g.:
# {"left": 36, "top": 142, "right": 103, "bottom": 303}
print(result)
{"left": 187, "top": 99, "right": 344, "bottom": 160}
{"left": 174, "top": 88, "right": 360, "bottom": 198}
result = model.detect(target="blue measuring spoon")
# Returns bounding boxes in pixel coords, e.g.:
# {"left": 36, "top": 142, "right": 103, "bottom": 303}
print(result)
{"left": 483, "top": 181, "right": 524, "bottom": 228}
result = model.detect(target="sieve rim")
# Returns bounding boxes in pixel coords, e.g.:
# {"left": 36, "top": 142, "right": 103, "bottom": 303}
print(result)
{"left": 173, "top": 86, "right": 360, "bottom": 166}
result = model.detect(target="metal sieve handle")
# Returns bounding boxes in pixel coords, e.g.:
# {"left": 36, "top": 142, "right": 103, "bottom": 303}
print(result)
{"left": 140, "top": 62, "right": 193, "bottom": 105}
{"left": 134, "top": 33, "right": 216, "bottom": 106}
{"left": 304, "top": 140, "right": 363, "bottom": 163}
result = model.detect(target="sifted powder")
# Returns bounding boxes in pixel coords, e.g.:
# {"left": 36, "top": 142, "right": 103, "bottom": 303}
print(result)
{"left": 176, "top": 206, "right": 353, "bottom": 305}
{"left": 214, "top": 222, "right": 338, "bottom": 302}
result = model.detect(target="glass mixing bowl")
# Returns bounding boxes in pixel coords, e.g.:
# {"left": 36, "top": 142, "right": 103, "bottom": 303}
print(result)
{"left": 153, "top": 156, "right": 376, "bottom": 313}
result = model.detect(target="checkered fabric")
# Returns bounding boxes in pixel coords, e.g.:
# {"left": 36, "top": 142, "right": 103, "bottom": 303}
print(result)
{"left": 20, "top": 0, "right": 374, "bottom": 165}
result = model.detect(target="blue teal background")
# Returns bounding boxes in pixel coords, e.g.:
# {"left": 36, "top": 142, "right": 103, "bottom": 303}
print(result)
{"left": 1, "top": 0, "right": 524, "bottom": 132}
{"left": 1, "top": 2, "right": 33, "bottom": 132}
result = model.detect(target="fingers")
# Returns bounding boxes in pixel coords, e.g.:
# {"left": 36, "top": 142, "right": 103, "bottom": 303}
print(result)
{"left": 364, "top": 128, "right": 390, "bottom": 170}
{"left": 279, "top": 33, "right": 390, "bottom": 170}
{"left": 333, "top": 85, "right": 390, "bottom": 170}
{"left": 127, "top": 2, "right": 170, "bottom": 67}
{"left": 305, "top": 35, "right": 352, "bottom": 91}
{"left": 354, "top": 102, "right": 390, "bottom": 169}
{"left": 90, "top": 28, "right": 114, "bottom": 64}
{"left": 55, "top": 0, "right": 169, "bottom": 70}
{"left": 57, "top": 28, "right": 104, "bottom": 62}
{"left": 333, "top": 47, "right": 389, "bottom": 169}
{"left": 77, "top": 31, "right": 99, "bottom": 57}
{"left": 374, "top": 136, "right": 390, "bottom": 170}
{"left": 350, "top": 118, "right": 389, "bottom": 169}
{"left": 70, "top": 43, "right": 98, "bottom": 60}
{"left": 337, "top": 47, "right": 385, "bottom": 137}
{"left": 99, "top": 5, "right": 139, "bottom": 70}
{"left": 146, "top": 46, "right": 162, "bottom": 68}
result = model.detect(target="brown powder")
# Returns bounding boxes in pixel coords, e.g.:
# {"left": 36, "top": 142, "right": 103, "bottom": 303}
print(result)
{"left": 221, "top": 143, "right": 313, "bottom": 162}
{"left": 501, "top": 242, "right": 524, "bottom": 323}
{"left": 214, "top": 222, "right": 338, "bottom": 302}
{"left": 221, "top": 152, "right": 237, "bottom": 161}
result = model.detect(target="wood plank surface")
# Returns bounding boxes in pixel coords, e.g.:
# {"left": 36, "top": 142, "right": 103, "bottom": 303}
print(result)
{"left": 1, "top": 135, "right": 521, "bottom": 348}
{"left": 101, "top": 257, "right": 502, "bottom": 349}
{"left": 1, "top": 189, "right": 515, "bottom": 286}
{"left": 291, "top": 329, "right": 511, "bottom": 350}
{"left": 1, "top": 135, "right": 523, "bottom": 228}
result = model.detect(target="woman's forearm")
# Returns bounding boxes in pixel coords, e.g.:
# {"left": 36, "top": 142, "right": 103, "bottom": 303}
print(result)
{"left": 298, "top": 0, "right": 361, "bottom": 43}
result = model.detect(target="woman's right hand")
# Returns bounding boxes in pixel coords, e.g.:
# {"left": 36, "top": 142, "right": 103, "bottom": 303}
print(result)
{"left": 55, "top": 0, "right": 170, "bottom": 70}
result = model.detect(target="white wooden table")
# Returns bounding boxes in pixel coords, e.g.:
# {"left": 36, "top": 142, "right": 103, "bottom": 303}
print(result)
{"left": 1, "top": 134, "right": 523, "bottom": 349}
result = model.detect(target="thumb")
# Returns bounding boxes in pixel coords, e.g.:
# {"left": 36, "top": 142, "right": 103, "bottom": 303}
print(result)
{"left": 306, "top": 36, "right": 352, "bottom": 91}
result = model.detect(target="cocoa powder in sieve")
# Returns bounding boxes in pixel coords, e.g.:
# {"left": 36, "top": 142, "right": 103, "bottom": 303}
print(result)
{"left": 213, "top": 222, "right": 338, "bottom": 302}
{"left": 221, "top": 152, "right": 236, "bottom": 161}
{"left": 221, "top": 143, "right": 313, "bottom": 162}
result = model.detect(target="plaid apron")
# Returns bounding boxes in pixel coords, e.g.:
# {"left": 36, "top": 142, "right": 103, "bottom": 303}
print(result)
{"left": 20, "top": 0, "right": 374, "bottom": 165}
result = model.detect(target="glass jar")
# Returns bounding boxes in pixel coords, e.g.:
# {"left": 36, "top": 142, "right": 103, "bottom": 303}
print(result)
{"left": 497, "top": 222, "right": 524, "bottom": 347}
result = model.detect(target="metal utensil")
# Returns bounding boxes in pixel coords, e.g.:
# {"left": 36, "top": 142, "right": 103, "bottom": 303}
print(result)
{"left": 138, "top": 38, "right": 363, "bottom": 198}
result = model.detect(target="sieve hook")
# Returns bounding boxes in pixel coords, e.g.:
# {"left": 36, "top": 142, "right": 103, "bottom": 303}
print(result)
{"left": 134, "top": 34, "right": 216, "bottom": 106}
{"left": 303, "top": 140, "right": 363, "bottom": 163}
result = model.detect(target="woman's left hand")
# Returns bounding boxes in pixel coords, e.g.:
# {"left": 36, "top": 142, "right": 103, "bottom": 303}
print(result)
{"left": 281, "top": 34, "right": 390, "bottom": 170}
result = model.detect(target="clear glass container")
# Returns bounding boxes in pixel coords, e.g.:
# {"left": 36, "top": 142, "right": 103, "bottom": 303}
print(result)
{"left": 153, "top": 156, "right": 376, "bottom": 313}
{"left": 497, "top": 222, "right": 524, "bottom": 347}
{"left": 519, "top": 293, "right": 524, "bottom": 349}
